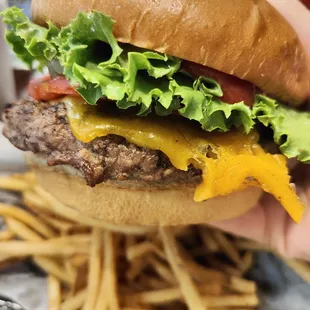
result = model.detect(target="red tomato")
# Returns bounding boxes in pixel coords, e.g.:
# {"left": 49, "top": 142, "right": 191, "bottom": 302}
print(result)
{"left": 28, "top": 76, "right": 79, "bottom": 101}
{"left": 301, "top": 0, "right": 310, "bottom": 9}
{"left": 182, "top": 61, "right": 255, "bottom": 106}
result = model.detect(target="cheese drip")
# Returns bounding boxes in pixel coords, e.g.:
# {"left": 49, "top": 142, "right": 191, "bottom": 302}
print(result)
{"left": 64, "top": 97, "right": 304, "bottom": 223}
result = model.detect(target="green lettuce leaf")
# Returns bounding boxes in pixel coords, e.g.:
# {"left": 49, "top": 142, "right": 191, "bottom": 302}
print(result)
{"left": 2, "top": 7, "right": 310, "bottom": 163}
{"left": 253, "top": 96, "right": 310, "bottom": 163}
{"left": 0, "top": 7, "right": 254, "bottom": 133}
{"left": 0, "top": 7, "right": 59, "bottom": 69}
{"left": 171, "top": 77, "right": 254, "bottom": 133}
{"left": 57, "top": 11, "right": 123, "bottom": 78}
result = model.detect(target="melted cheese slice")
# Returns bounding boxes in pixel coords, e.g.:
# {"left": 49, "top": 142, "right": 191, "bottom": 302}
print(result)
{"left": 64, "top": 97, "right": 304, "bottom": 223}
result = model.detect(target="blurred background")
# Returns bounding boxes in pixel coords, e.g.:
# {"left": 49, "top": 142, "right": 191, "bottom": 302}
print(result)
{"left": 0, "top": 0, "right": 310, "bottom": 309}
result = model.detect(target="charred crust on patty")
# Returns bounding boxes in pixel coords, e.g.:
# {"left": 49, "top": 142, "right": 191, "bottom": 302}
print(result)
{"left": 2, "top": 99, "right": 202, "bottom": 187}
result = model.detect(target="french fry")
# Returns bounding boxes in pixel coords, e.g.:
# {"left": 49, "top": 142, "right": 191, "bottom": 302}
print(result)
{"left": 126, "top": 235, "right": 136, "bottom": 248}
{"left": 203, "top": 294, "right": 259, "bottom": 307}
{"left": 0, "top": 203, "right": 56, "bottom": 238}
{"left": 206, "top": 256, "right": 242, "bottom": 277}
{"left": 62, "top": 289, "right": 87, "bottom": 310}
{"left": 200, "top": 227, "right": 220, "bottom": 253}
{"left": 48, "top": 234, "right": 90, "bottom": 244}
{"left": 23, "top": 189, "right": 48, "bottom": 210}
{"left": 33, "top": 256, "right": 74, "bottom": 285}
{"left": 39, "top": 214, "right": 78, "bottom": 233}
{"left": 198, "top": 283, "right": 223, "bottom": 296}
{"left": 126, "top": 241, "right": 166, "bottom": 261}
{"left": 83, "top": 228, "right": 103, "bottom": 310}
{"left": 95, "top": 231, "right": 119, "bottom": 310}
{"left": 5, "top": 217, "right": 75, "bottom": 284}
{"left": 70, "top": 254, "right": 88, "bottom": 268}
{"left": 64, "top": 259, "right": 78, "bottom": 283}
{"left": 125, "top": 283, "right": 223, "bottom": 305}
{"left": 147, "top": 256, "right": 177, "bottom": 286}
{"left": 226, "top": 276, "right": 257, "bottom": 294}
{"left": 18, "top": 171, "right": 36, "bottom": 183}
{"left": 0, "top": 254, "right": 13, "bottom": 263}
{"left": 0, "top": 175, "right": 32, "bottom": 191}
{"left": 240, "top": 251, "right": 254, "bottom": 274}
{"left": 211, "top": 230, "right": 242, "bottom": 266}
{"left": 71, "top": 263, "right": 88, "bottom": 299}
{"left": 160, "top": 227, "right": 205, "bottom": 310}
{"left": 121, "top": 308, "right": 151, "bottom": 310}
{"left": 141, "top": 276, "right": 170, "bottom": 290}
{"left": 182, "top": 259, "right": 226, "bottom": 283}
{"left": 48, "top": 275, "right": 61, "bottom": 310}
{"left": 126, "top": 256, "right": 149, "bottom": 281}
{"left": 121, "top": 308, "right": 152, "bottom": 310}
{"left": 0, "top": 240, "right": 89, "bottom": 256}
{"left": 105, "top": 231, "right": 119, "bottom": 310}
{"left": 6, "top": 217, "right": 42, "bottom": 241}
{"left": 124, "top": 288, "right": 182, "bottom": 305}
{"left": 0, "top": 230, "right": 14, "bottom": 241}
{"left": 235, "top": 239, "right": 271, "bottom": 252}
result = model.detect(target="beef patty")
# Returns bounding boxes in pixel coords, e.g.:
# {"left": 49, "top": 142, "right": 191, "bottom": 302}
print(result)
{"left": 2, "top": 100, "right": 202, "bottom": 186}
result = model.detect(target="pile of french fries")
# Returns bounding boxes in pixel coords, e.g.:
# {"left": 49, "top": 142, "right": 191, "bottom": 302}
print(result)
{"left": 0, "top": 172, "right": 309, "bottom": 310}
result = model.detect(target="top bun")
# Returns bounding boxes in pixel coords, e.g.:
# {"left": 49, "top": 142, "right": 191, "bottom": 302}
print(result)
{"left": 31, "top": 0, "right": 310, "bottom": 106}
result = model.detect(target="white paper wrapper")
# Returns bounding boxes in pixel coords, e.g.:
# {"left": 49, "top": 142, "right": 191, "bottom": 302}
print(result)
{"left": 0, "top": 273, "right": 47, "bottom": 310}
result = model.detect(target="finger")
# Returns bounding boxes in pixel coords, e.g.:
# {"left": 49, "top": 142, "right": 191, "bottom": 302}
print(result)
{"left": 210, "top": 203, "right": 267, "bottom": 243}
{"left": 267, "top": 0, "right": 310, "bottom": 54}
{"left": 210, "top": 195, "right": 288, "bottom": 254}
{"left": 211, "top": 194, "right": 310, "bottom": 261}
{"left": 285, "top": 187, "right": 310, "bottom": 260}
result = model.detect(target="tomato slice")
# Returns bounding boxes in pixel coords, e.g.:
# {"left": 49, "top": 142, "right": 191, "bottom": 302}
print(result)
{"left": 182, "top": 61, "right": 255, "bottom": 106}
{"left": 28, "top": 76, "right": 79, "bottom": 101}
{"left": 301, "top": 0, "right": 310, "bottom": 9}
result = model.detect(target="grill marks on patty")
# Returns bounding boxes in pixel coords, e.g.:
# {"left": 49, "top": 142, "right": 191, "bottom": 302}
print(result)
{"left": 2, "top": 100, "right": 202, "bottom": 186}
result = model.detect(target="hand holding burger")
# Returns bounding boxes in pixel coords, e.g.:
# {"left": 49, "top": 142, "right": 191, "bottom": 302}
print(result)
{"left": 212, "top": 0, "right": 310, "bottom": 261}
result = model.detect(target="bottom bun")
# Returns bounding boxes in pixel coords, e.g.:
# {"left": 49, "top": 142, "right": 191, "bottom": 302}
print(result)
{"left": 29, "top": 159, "right": 262, "bottom": 226}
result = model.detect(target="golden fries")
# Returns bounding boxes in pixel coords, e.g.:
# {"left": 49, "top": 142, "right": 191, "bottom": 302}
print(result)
{"left": 203, "top": 294, "right": 259, "bottom": 307}
{"left": 83, "top": 228, "right": 103, "bottom": 310}
{"left": 95, "top": 231, "right": 119, "bottom": 310}
{"left": 6, "top": 217, "right": 42, "bottom": 241}
{"left": 62, "top": 289, "right": 87, "bottom": 310}
{"left": 34, "top": 256, "right": 74, "bottom": 285}
{"left": 227, "top": 277, "right": 257, "bottom": 294}
{"left": 0, "top": 240, "right": 89, "bottom": 256}
{"left": 160, "top": 227, "right": 205, "bottom": 310}
{"left": 211, "top": 230, "right": 242, "bottom": 266}
{"left": 126, "top": 241, "right": 166, "bottom": 261}
{"left": 0, "top": 229, "right": 14, "bottom": 241}
{"left": 48, "top": 275, "right": 61, "bottom": 310}
{"left": 1, "top": 171, "right": 309, "bottom": 309}
{"left": 0, "top": 175, "right": 33, "bottom": 191}
{"left": 0, "top": 203, "right": 56, "bottom": 238}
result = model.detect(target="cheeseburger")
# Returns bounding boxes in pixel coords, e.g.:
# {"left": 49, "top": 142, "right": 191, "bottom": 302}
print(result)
{"left": 1, "top": 0, "right": 310, "bottom": 226}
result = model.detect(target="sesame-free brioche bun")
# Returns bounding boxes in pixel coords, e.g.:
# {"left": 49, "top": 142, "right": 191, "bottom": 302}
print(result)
{"left": 26, "top": 153, "right": 262, "bottom": 226}
{"left": 31, "top": 0, "right": 310, "bottom": 105}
